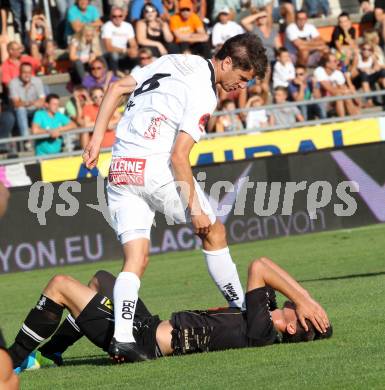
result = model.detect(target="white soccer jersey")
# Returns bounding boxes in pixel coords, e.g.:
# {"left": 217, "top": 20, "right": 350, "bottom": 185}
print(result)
{"left": 113, "top": 54, "right": 217, "bottom": 159}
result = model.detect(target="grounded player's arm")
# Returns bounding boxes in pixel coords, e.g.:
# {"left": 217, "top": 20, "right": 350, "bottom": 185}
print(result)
{"left": 171, "top": 132, "right": 211, "bottom": 235}
{"left": 82, "top": 75, "right": 137, "bottom": 169}
{"left": 247, "top": 259, "right": 329, "bottom": 333}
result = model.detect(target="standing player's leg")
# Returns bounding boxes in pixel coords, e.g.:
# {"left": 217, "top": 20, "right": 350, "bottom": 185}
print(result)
{"left": 8, "top": 275, "right": 96, "bottom": 368}
{"left": 155, "top": 179, "right": 245, "bottom": 309}
{"left": 107, "top": 186, "right": 155, "bottom": 361}
{"left": 201, "top": 220, "right": 245, "bottom": 309}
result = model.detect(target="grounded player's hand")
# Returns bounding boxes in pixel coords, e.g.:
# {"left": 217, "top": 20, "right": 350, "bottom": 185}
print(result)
{"left": 191, "top": 214, "right": 212, "bottom": 236}
{"left": 295, "top": 298, "right": 329, "bottom": 334}
{"left": 82, "top": 142, "right": 101, "bottom": 170}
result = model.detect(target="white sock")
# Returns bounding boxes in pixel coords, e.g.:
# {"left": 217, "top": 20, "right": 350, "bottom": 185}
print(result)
{"left": 203, "top": 247, "right": 245, "bottom": 309}
{"left": 113, "top": 272, "right": 140, "bottom": 343}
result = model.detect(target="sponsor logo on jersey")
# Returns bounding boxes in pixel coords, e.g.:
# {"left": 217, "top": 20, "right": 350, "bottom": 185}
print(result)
{"left": 108, "top": 157, "right": 146, "bottom": 186}
{"left": 222, "top": 283, "right": 239, "bottom": 302}
{"left": 199, "top": 114, "right": 210, "bottom": 133}
{"left": 101, "top": 297, "right": 113, "bottom": 311}
{"left": 144, "top": 114, "right": 167, "bottom": 140}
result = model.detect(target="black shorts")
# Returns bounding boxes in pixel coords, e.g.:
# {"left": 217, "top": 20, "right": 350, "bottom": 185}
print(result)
{"left": 75, "top": 293, "right": 161, "bottom": 359}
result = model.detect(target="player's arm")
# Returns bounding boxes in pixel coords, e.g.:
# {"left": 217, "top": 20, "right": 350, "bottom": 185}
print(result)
{"left": 171, "top": 132, "right": 211, "bottom": 235}
{"left": 247, "top": 258, "right": 329, "bottom": 333}
{"left": 82, "top": 75, "right": 137, "bottom": 169}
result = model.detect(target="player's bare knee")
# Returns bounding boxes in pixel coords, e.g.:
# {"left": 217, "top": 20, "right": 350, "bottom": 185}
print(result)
{"left": 206, "top": 221, "right": 227, "bottom": 247}
{"left": 248, "top": 259, "right": 264, "bottom": 276}
{"left": 44, "top": 274, "right": 72, "bottom": 299}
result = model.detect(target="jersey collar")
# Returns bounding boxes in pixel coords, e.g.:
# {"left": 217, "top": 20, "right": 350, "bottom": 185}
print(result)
{"left": 205, "top": 59, "right": 216, "bottom": 95}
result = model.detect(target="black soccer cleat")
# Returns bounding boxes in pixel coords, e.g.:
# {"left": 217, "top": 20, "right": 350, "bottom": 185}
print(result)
{"left": 108, "top": 338, "right": 150, "bottom": 363}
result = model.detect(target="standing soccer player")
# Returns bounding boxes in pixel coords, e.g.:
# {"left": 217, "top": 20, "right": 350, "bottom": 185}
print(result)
{"left": 82, "top": 33, "right": 267, "bottom": 362}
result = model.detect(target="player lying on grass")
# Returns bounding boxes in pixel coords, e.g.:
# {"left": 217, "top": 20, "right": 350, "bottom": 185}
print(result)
{"left": 9, "top": 257, "right": 332, "bottom": 371}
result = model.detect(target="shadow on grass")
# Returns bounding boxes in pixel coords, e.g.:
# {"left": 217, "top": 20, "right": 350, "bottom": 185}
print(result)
{"left": 300, "top": 270, "right": 385, "bottom": 283}
{"left": 63, "top": 355, "right": 112, "bottom": 367}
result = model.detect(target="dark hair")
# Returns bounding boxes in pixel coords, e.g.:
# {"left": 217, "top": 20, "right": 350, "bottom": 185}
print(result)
{"left": 215, "top": 33, "right": 267, "bottom": 80}
{"left": 140, "top": 4, "right": 159, "bottom": 18}
{"left": 20, "top": 62, "right": 33, "bottom": 70}
{"left": 46, "top": 93, "right": 60, "bottom": 103}
{"left": 296, "top": 9, "right": 307, "bottom": 17}
{"left": 282, "top": 320, "right": 333, "bottom": 343}
{"left": 338, "top": 11, "right": 350, "bottom": 19}
{"left": 295, "top": 64, "right": 306, "bottom": 70}
{"left": 277, "top": 47, "right": 289, "bottom": 56}
{"left": 320, "top": 52, "right": 335, "bottom": 67}
{"left": 90, "top": 56, "right": 107, "bottom": 69}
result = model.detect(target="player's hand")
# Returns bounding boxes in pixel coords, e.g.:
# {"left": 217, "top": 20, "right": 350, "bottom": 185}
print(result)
{"left": 295, "top": 297, "right": 330, "bottom": 334}
{"left": 82, "top": 140, "right": 101, "bottom": 170}
{"left": 191, "top": 213, "right": 212, "bottom": 236}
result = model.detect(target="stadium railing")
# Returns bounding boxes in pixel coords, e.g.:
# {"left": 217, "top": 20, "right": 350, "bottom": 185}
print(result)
{"left": 0, "top": 89, "right": 384, "bottom": 166}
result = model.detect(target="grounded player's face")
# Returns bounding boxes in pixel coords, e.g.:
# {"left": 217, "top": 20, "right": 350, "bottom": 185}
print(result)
{"left": 221, "top": 59, "right": 254, "bottom": 92}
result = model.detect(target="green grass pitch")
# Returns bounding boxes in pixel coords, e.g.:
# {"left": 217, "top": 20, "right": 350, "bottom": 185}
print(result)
{"left": 1, "top": 223, "right": 385, "bottom": 389}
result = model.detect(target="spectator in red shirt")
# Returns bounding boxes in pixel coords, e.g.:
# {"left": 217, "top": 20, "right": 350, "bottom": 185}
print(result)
{"left": 1, "top": 41, "right": 41, "bottom": 86}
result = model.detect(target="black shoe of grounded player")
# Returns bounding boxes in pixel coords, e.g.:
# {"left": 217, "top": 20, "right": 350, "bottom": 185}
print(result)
{"left": 108, "top": 338, "right": 151, "bottom": 363}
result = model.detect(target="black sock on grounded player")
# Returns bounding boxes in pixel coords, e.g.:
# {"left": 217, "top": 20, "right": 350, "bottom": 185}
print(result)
{"left": 8, "top": 295, "right": 63, "bottom": 368}
{"left": 38, "top": 314, "right": 83, "bottom": 362}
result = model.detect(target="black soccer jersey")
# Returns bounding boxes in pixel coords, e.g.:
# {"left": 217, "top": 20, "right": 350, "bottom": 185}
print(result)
{"left": 170, "top": 286, "right": 278, "bottom": 355}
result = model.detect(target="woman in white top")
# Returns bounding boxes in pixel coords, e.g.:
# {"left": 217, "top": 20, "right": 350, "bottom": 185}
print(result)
{"left": 69, "top": 25, "right": 102, "bottom": 83}
{"left": 350, "top": 43, "right": 385, "bottom": 107}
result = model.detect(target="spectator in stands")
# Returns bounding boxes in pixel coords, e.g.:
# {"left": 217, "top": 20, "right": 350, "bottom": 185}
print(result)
{"left": 136, "top": 4, "right": 177, "bottom": 57}
{"left": 8, "top": 0, "right": 32, "bottom": 45}
{"left": 29, "top": 8, "right": 57, "bottom": 75}
{"left": 285, "top": 10, "right": 328, "bottom": 67}
{"left": 69, "top": 25, "right": 102, "bottom": 83}
{"left": 1, "top": 41, "right": 41, "bottom": 86}
{"left": 65, "top": 0, "right": 103, "bottom": 42}
{"left": 65, "top": 85, "right": 92, "bottom": 127}
{"left": 350, "top": 43, "right": 385, "bottom": 107}
{"left": 130, "top": 48, "right": 155, "bottom": 75}
{"left": 330, "top": 12, "right": 357, "bottom": 69}
{"left": 270, "top": 0, "right": 296, "bottom": 25}
{"left": 80, "top": 86, "right": 121, "bottom": 148}
{"left": 215, "top": 99, "right": 244, "bottom": 132}
{"left": 31, "top": 94, "right": 76, "bottom": 156}
{"left": 212, "top": 0, "right": 240, "bottom": 21}
{"left": 130, "top": 0, "right": 165, "bottom": 22}
{"left": 82, "top": 57, "right": 118, "bottom": 91}
{"left": 288, "top": 65, "right": 326, "bottom": 120}
{"left": 102, "top": 6, "right": 139, "bottom": 74}
{"left": 163, "top": 0, "right": 177, "bottom": 19}
{"left": 303, "top": 0, "right": 329, "bottom": 18}
{"left": 169, "top": 0, "right": 210, "bottom": 57}
{"left": 245, "top": 93, "right": 268, "bottom": 130}
{"left": 56, "top": 0, "right": 75, "bottom": 23}
{"left": 313, "top": 53, "right": 360, "bottom": 117}
{"left": 9, "top": 62, "right": 45, "bottom": 140}
{"left": 363, "top": 29, "right": 385, "bottom": 66}
{"left": 273, "top": 47, "right": 295, "bottom": 88}
{"left": 211, "top": 7, "right": 244, "bottom": 51}
{"left": 241, "top": 8, "right": 280, "bottom": 66}
{"left": 0, "top": 109, "right": 15, "bottom": 153}
{"left": 268, "top": 87, "right": 304, "bottom": 126}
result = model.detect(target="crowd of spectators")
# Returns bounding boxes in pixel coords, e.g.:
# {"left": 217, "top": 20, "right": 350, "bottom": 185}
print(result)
{"left": 1, "top": 0, "right": 385, "bottom": 156}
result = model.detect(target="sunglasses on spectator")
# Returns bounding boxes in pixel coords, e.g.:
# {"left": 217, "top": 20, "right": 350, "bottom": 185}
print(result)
{"left": 140, "top": 56, "right": 151, "bottom": 60}
{"left": 180, "top": 8, "right": 191, "bottom": 11}
{"left": 112, "top": 14, "right": 123, "bottom": 18}
{"left": 91, "top": 66, "right": 103, "bottom": 70}
{"left": 296, "top": 72, "right": 305, "bottom": 76}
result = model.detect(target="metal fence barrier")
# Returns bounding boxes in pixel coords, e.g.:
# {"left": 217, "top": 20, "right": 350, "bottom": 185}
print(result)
{"left": 1, "top": 89, "right": 384, "bottom": 166}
